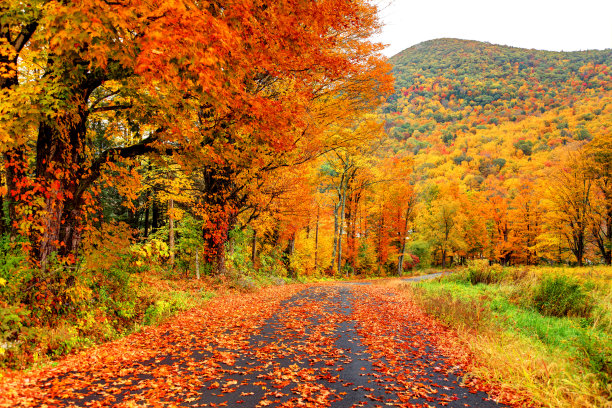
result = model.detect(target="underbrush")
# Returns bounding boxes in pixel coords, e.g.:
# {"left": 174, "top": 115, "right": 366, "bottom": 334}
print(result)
{"left": 0, "top": 262, "right": 218, "bottom": 370}
{"left": 0, "top": 243, "right": 299, "bottom": 370}
{"left": 398, "top": 261, "right": 612, "bottom": 408}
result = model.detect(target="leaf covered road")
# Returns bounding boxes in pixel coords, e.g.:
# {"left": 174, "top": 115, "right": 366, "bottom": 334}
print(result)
{"left": 1, "top": 284, "right": 512, "bottom": 407}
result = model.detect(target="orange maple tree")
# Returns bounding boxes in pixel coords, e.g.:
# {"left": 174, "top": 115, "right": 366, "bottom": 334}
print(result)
{"left": 0, "top": 0, "right": 391, "bottom": 273}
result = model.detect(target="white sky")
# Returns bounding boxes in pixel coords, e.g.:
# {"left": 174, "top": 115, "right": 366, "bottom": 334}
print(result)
{"left": 373, "top": 0, "right": 612, "bottom": 57}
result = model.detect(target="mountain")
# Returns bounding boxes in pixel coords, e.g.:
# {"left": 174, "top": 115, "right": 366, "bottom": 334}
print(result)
{"left": 387, "top": 38, "right": 611, "bottom": 114}
{"left": 380, "top": 38, "right": 612, "bottom": 265}
{"left": 383, "top": 38, "right": 612, "bottom": 186}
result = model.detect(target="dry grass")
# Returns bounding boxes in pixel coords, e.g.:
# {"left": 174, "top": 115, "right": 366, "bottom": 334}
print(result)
{"left": 396, "top": 279, "right": 612, "bottom": 408}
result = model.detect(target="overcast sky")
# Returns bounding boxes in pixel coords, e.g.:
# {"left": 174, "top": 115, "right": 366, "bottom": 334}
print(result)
{"left": 373, "top": 0, "right": 612, "bottom": 57}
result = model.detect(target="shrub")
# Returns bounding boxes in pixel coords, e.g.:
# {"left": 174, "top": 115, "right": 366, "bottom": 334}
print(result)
{"left": 532, "top": 276, "right": 592, "bottom": 318}
{"left": 0, "top": 303, "right": 41, "bottom": 368}
{"left": 466, "top": 260, "right": 507, "bottom": 285}
{"left": 0, "top": 236, "right": 31, "bottom": 303}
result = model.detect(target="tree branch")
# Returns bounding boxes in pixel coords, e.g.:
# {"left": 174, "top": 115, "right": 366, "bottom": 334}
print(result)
{"left": 76, "top": 128, "right": 170, "bottom": 199}
{"left": 90, "top": 103, "right": 133, "bottom": 113}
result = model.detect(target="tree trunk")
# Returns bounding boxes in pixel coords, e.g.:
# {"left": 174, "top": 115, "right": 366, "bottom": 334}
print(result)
{"left": 397, "top": 203, "right": 413, "bottom": 276}
{"left": 442, "top": 248, "right": 447, "bottom": 268}
{"left": 33, "top": 103, "right": 92, "bottom": 268}
{"left": 283, "top": 233, "right": 296, "bottom": 279}
{"left": 314, "top": 206, "right": 320, "bottom": 271}
{"left": 216, "top": 244, "right": 227, "bottom": 275}
{"left": 3, "top": 149, "right": 28, "bottom": 239}
{"left": 168, "top": 199, "right": 175, "bottom": 266}
{"left": 332, "top": 202, "right": 339, "bottom": 271}
{"left": 195, "top": 248, "right": 200, "bottom": 279}
{"left": 144, "top": 198, "right": 150, "bottom": 238}
{"left": 251, "top": 229, "right": 257, "bottom": 264}
{"left": 152, "top": 197, "right": 160, "bottom": 233}
{"left": 337, "top": 180, "right": 347, "bottom": 276}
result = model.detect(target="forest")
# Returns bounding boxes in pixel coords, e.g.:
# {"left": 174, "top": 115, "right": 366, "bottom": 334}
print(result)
{"left": 384, "top": 38, "right": 612, "bottom": 268}
{"left": 0, "top": 1, "right": 611, "bottom": 371}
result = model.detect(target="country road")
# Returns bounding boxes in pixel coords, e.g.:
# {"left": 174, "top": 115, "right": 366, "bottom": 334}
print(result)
{"left": 1, "top": 284, "right": 508, "bottom": 407}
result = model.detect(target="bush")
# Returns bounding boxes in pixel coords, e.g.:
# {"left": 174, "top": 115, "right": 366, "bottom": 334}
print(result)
{"left": 0, "top": 303, "right": 41, "bottom": 368}
{"left": 466, "top": 260, "right": 507, "bottom": 285}
{"left": 532, "top": 276, "right": 592, "bottom": 318}
{"left": 408, "top": 240, "right": 431, "bottom": 267}
{"left": 0, "top": 236, "right": 31, "bottom": 303}
{"left": 142, "top": 291, "right": 209, "bottom": 326}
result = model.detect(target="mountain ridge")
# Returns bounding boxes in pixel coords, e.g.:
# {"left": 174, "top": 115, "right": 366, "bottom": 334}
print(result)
{"left": 389, "top": 38, "right": 612, "bottom": 61}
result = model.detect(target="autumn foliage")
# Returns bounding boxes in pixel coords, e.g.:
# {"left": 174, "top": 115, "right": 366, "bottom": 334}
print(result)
{"left": 0, "top": 0, "right": 396, "bottom": 366}
{"left": 1, "top": 3, "right": 612, "bottom": 372}
{"left": 383, "top": 38, "right": 612, "bottom": 267}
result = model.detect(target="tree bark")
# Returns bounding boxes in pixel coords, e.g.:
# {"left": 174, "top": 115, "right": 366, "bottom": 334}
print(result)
{"left": 284, "top": 233, "right": 296, "bottom": 279}
{"left": 195, "top": 248, "right": 200, "bottom": 279}
{"left": 441, "top": 248, "right": 447, "bottom": 268}
{"left": 337, "top": 179, "right": 347, "bottom": 276}
{"left": 144, "top": 196, "right": 150, "bottom": 238}
{"left": 314, "top": 206, "right": 320, "bottom": 271}
{"left": 251, "top": 229, "right": 257, "bottom": 265}
{"left": 332, "top": 202, "right": 339, "bottom": 271}
{"left": 397, "top": 207, "right": 411, "bottom": 276}
{"left": 168, "top": 199, "right": 175, "bottom": 266}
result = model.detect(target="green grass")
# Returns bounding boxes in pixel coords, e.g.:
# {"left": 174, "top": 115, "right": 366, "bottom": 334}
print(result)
{"left": 401, "top": 264, "right": 612, "bottom": 407}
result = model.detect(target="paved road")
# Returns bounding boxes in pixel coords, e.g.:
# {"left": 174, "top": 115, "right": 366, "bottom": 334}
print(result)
{"left": 5, "top": 285, "right": 508, "bottom": 407}
{"left": 402, "top": 271, "right": 453, "bottom": 282}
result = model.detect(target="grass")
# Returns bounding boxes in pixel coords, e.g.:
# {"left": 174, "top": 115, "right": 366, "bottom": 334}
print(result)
{"left": 389, "top": 263, "right": 612, "bottom": 408}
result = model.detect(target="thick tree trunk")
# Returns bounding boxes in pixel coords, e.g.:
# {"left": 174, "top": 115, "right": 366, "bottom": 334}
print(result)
{"left": 216, "top": 244, "right": 227, "bottom": 275}
{"left": 33, "top": 104, "right": 91, "bottom": 268}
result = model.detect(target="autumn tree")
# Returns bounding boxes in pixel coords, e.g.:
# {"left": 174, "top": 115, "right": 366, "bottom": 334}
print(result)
{"left": 371, "top": 154, "right": 415, "bottom": 275}
{"left": 543, "top": 150, "right": 593, "bottom": 266}
{"left": 417, "top": 184, "right": 465, "bottom": 268}
{"left": 0, "top": 0, "right": 391, "bottom": 275}
{"left": 585, "top": 133, "right": 612, "bottom": 264}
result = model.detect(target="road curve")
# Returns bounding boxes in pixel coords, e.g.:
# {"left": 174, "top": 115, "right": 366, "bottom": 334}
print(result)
{"left": 2, "top": 284, "right": 509, "bottom": 407}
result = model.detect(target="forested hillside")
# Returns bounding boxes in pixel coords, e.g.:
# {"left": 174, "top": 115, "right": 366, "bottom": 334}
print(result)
{"left": 381, "top": 38, "right": 612, "bottom": 267}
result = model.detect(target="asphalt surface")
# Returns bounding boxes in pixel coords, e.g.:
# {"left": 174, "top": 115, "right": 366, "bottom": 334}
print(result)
{"left": 48, "top": 284, "right": 507, "bottom": 407}
{"left": 402, "top": 272, "right": 453, "bottom": 282}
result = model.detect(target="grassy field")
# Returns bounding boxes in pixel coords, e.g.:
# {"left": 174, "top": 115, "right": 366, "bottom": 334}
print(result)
{"left": 389, "top": 262, "right": 612, "bottom": 408}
